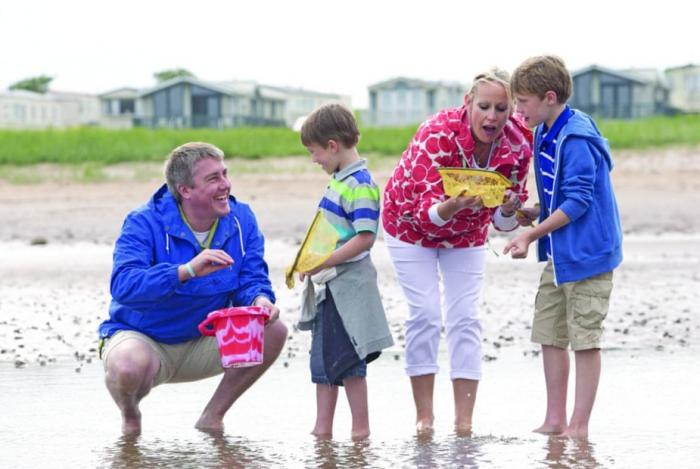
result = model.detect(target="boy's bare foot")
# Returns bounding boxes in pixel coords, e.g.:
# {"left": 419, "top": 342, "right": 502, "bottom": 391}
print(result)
{"left": 416, "top": 418, "right": 434, "bottom": 434}
{"left": 351, "top": 429, "right": 370, "bottom": 441}
{"left": 311, "top": 429, "right": 333, "bottom": 439}
{"left": 533, "top": 423, "right": 566, "bottom": 435}
{"left": 560, "top": 425, "right": 588, "bottom": 439}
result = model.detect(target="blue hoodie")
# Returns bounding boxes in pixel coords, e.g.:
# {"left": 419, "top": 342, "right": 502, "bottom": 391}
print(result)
{"left": 534, "top": 110, "right": 623, "bottom": 284}
{"left": 98, "top": 184, "right": 275, "bottom": 344}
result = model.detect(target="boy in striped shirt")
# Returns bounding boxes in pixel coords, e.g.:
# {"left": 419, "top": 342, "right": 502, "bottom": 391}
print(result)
{"left": 298, "top": 103, "right": 393, "bottom": 440}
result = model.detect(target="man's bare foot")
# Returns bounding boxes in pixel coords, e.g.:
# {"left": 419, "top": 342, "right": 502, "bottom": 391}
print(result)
{"left": 195, "top": 414, "right": 224, "bottom": 432}
{"left": 121, "top": 409, "right": 142, "bottom": 436}
{"left": 533, "top": 423, "right": 566, "bottom": 435}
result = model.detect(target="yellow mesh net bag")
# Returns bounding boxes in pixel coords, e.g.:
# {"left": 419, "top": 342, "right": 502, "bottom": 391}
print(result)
{"left": 285, "top": 210, "right": 339, "bottom": 289}
{"left": 437, "top": 168, "right": 513, "bottom": 208}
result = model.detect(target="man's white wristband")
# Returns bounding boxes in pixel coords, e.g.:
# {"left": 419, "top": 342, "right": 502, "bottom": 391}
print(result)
{"left": 185, "top": 262, "right": 196, "bottom": 278}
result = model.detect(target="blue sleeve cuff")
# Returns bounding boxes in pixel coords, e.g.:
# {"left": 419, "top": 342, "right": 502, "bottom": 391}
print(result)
{"left": 558, "top": 198, "right": 588, "bottom": 222}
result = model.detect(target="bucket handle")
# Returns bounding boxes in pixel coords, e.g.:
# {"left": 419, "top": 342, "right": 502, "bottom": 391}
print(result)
{"left": 198, "top": 311, "right": 223, "bottom": 336}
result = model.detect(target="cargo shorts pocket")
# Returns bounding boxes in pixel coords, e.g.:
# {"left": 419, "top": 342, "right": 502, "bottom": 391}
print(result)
{"left": 571, "top": 275, "right": 613, "bottom": 330}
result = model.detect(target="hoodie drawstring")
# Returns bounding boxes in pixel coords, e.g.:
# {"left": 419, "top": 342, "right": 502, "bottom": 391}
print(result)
{"left": 234, "top": 216, "right": 246, "bottom": 257}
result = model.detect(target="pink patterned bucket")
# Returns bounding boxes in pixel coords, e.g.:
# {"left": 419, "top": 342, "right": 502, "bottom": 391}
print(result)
{"left": 198, "top": 306, "right": 270, "bottom": 368}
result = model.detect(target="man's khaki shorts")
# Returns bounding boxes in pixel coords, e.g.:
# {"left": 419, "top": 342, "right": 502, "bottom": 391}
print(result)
{"left": 101, "top": 330, "right": 223, "bottom": 386}
{"left": 531, "top": 261, "right": 614, "bottom": 351}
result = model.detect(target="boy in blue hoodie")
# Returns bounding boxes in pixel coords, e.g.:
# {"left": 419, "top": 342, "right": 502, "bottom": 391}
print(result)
{"left": 99, "top": 142, "right": 288, "bottom": 435}
{"left": 504, "top": 56, "right": 623, "bottom": 439}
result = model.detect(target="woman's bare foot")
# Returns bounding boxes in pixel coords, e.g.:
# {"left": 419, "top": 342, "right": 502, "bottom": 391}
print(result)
{"left": 455, "top": 422, "right": 472, "bottom": 437}
{"left": 533, "top": 423, "right": 566, "bottom": 435}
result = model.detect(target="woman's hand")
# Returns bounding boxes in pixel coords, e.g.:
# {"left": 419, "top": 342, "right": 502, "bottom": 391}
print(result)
{"left": 453, "top": 192, "right": 483, "bottom": 211}
{"left": 437, "top": 192, "right": 482, "bottom": 222}
{"left": 499, "top": 192, "right": 521, "bottom": 217}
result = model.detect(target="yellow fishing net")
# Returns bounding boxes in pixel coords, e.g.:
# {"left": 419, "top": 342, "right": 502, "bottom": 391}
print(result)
{"left": 285, "top": 210, "right": 339, "bottom": 289}
{"left": 437, "top": 168, "right": 513, "bottom": 208}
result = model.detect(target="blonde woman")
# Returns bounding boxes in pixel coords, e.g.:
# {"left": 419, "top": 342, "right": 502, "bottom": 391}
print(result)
{"left": 382, "top": 68, "right": 533, "bottom": 434}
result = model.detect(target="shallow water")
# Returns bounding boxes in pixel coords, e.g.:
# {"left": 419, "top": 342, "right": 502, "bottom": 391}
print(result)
{"left": 1, "top": 348, "right": 698, "bottom": 468}
{"left": 2, "top": 235, "right": 700, "bottom": 467}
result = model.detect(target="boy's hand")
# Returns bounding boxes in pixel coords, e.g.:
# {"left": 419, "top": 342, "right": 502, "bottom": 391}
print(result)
{"left": 503, "top": 232, "right": 532, "bottom": 259}
{"left": 298, "top": 259, "right": 330, "bottom": 282}
{"left": 516, "top": 205, "right": 539, "bottom": 227}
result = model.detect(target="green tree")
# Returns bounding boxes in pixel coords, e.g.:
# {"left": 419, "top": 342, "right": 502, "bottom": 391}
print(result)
{"left": 9, "top": 75, "right": 53, "bottom": 93}
{"left": 153, "top": 68, "right": 196, "bottom": 83}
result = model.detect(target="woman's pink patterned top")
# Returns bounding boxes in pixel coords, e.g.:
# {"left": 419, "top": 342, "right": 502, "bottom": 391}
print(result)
{"left": 382, "top": 106, "right": 533, "bottom": 248}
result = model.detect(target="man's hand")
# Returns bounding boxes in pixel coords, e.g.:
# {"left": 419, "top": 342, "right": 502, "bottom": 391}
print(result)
{"left": 503, "top": 232, "right": 532, "bottom": 259}
{"left": 189, "top": 249, "right": 234, "bottom": 277}
{"left": 253, "top": 296, "right": 280, "bottom": 323}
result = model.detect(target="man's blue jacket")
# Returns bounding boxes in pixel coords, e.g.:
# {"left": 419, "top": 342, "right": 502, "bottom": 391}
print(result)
{"left": 99, "top": 184, "right": 275, "bottom": 344}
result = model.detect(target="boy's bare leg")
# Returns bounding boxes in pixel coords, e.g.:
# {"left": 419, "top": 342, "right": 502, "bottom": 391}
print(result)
{"left": 410, "top": 374, "right": 435, "bottom": 432}
{"left": 312, "top": 384, "right": 339, "bottom": 438}
{"left": 561, "top": 348, "right": 601, "bottom": 439}
{"left": 344, "top": 376, "right": 370, "bottom": 440}
{"left": 195, "top": 320, "right": 287, "bottom": 431}
{"left": 534, "top": 344, "right": 569, "bottom": 435}
{"left": 453, "top": 378, "right": 478, "bottom": 435}
{"left": 104, "top": 339, "right": 161, "bottom": 436}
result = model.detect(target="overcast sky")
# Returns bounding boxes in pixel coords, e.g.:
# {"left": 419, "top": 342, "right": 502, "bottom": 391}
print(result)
{"left": 2, "top": 0, "right": 697, "bottom": 108}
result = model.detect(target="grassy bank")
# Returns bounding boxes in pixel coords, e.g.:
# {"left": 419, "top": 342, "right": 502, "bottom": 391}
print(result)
{"left": 0, "top": 114, "right": 699, "bottom": 166}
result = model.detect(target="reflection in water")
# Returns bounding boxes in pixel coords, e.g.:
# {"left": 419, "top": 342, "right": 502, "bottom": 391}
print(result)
{"left": 543, "top": 436, "right": 599, "bottom": 469}
{"left": 101, "top": 432, "right": 274, "bottom": 469}
{"left": 448, "top": 432, "right": 483, "bottom": 469}
{"left": 309, "top": 438, "right": 380, "bottom": 468}
{"left": 203, "top": 430, "right": 275, "bottom": 468}
{"left": 406, "top": 431, "right": 439, "bottom": 468}
{"left": 401, "top": 431, "right": 485, "bottom": 468}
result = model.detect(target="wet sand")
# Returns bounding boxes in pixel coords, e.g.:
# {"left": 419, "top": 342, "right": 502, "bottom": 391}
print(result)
{"left": 1, "top": 149, "right": 699, "bottom": 468}
{"left": 1, "top": 147, "right": 698, "bottom": 367}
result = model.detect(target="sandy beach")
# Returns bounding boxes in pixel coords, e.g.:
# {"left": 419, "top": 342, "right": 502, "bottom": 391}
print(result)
{"left": 1, "top": 147, "right": 698, "bottom": 368}
{"left": 1, "top": 148, "right": 699, "bottom": 469}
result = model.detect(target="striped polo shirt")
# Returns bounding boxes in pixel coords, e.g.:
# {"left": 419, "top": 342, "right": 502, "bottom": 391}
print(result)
{"left": 319, "top": 158, "right": 380, "bottom": 256}
{"left": 538, "top": 106, "right": 574, "bottom": 258}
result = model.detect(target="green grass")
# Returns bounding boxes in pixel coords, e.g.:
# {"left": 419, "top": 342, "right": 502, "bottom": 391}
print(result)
{"left": 598, "top": 114, "right": 700, "bottom": 149}
{"left": 0, "top": 114, "right": 698, "bottom": 167}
